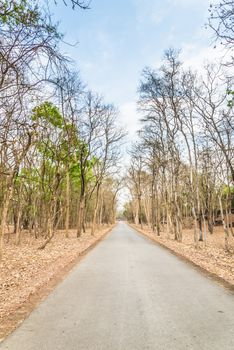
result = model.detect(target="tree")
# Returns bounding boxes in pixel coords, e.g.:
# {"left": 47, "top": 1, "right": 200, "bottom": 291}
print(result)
{"left": 0, "top": 0, "right": 123, "bottom": 259}
{"left": 57, "top": 0, "right": 91, "bottom": 9}
{"left": 125, "top": 48, "right": 234, "bottom": 251}
{"left": 208, "top": 1, "right": 234, "bottom": 48}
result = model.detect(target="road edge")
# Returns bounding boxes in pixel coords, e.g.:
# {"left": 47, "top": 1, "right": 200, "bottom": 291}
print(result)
{"left": 0, "top": 224, "right": 116, "bottom": 343}
{"left": 127, "top": 222, "right": 234, "bottom": 294}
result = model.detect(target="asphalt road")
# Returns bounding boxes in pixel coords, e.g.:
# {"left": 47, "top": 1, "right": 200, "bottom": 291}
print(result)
{"left": 1, "top": 222, "right": 234, "bottom": 350}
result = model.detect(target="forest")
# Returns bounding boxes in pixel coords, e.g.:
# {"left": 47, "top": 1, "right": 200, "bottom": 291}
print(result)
{"left": 124, "top": 49, "right": 234, "bottom": 252}
{"left": 0, "top": 0, "right": 125, "bottom": 259}
{"left": 0, "top": 0, "right": 234, "bottom": 344}
{"left": 0, "top": 1, "right": 233, "bottom": 260}
{"left": 124, "top": 1, "right": 234, "bottom": 255}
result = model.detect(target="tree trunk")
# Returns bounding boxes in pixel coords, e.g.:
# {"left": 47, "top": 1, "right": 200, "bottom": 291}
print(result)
{"left": 15, "top": 203, "right": 22, "bottom": 246}
{"left": 77, "top": 195, "right": 85, "bottom": 237}
{"left": 65, "top": 171, "right": 70, "bottom": 238}
{"left": 0, "top": 180, "right": 14, "bottom": 259}
{"left": 91, "top": 184, "right": 101, "bottom": 235}
{"left": 219, "top": 196, "right": 230, "bottom": 252}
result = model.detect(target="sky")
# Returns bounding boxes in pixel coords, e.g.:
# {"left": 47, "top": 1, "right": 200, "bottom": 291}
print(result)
{"left": 49, "top": 0, "right": 219, "bottom": 141}
{"left": 49, "top": 0, "right": 220, "bottom": 208}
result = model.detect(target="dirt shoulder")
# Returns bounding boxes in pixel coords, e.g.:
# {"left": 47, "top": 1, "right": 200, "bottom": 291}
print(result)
{"left": 129, "top": 223, "right": 234, "bottom": 291}
{"left": 0, "top": 225, "right": 114, "bottom": 341}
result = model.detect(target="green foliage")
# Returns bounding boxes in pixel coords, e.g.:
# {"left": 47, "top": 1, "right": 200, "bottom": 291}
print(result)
{"left": 222, "top": 184, "right": 234, "bottom": 196}
{"left": 19, "top": 167, "right": 40, "bottom": 185}
{"left": 0, "top": 0, "right": 39, "bottom": 27}
{"left": 0, "top": 0, "right": 61, "bottom": 46}
{"left": 221, "top": 185, "right": 234, "bottom": 209}
{"left": 36, "top": 140, "right": 59, "bottom": 160}
{"left": 227, "top": 90, "right": 234, "bottom": 107}
{"left": 31, "top": 101, "right": 98, "bottom": 197}
{"left": 32, "top": 102, "right": 64, "bottom": 129}
{"left": 70, "top": 156, "right": 96, "bottom": 185}
{"left": 32, "top": 102, "right": 67, "bottom": 165}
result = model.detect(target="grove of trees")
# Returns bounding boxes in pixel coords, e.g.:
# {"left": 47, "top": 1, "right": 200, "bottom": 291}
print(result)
{"left": 124, "top": 48, "right": 234, "bottom": 251}
{"left": 0, "top": 0, "right": 124, "bottom": 258}
{"left": 1, "top": 0, "right": 234, "bottom": 261}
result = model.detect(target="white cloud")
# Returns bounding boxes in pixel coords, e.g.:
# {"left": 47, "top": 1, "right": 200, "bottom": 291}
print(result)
{"left": 119, "top": 101, "right": 141, "bottom": 143}
{"left": 181, "top": 43, "right": 234, "bottom": 73}
{"left": 133, "top": 0, "right": 169, "bottom": 26}
{"left": 170, "top": 0, "right": 210, "bottom": 8}
{"left": 134, "top": 0, "right": 211, "bottom": 27}
{"left": 82, "top": 61, "right": 94, "bottom": 70}
{"left": 96, "top": 31, "right": 115, "bottom": 63}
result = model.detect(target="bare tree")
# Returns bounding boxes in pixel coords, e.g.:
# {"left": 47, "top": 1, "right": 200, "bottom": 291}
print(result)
{"left": 125, "top": 49, "right": 234, "bottom": 252}
{"left": 208, "top": 1, "right": 234, "bottom": 48}
{"left": 57, "top": 0, "right": 91, "bottom": 9}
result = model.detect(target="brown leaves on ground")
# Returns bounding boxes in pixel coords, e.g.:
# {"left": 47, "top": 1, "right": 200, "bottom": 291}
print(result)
{"left": 0, "top": 226, "right": 113, "bottom": 340}
{"left": 131, "top": 224, "right": 234, "bottom": 287}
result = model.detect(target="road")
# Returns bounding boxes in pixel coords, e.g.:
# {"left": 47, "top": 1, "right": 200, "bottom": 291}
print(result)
{"left": 0, "top": 222, "right": 234, "bottom": 350}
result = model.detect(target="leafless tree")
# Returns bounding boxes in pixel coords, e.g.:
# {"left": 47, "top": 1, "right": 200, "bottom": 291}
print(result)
{"left": 208, "top": 1, "right": 234, "bottom": 48}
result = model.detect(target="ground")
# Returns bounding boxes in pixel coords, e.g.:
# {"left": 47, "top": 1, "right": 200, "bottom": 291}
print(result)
{"left": 0, "top": 223, "right": 233, "bottom": 350}
{"left": 0, "top": 225, "right": 113, "bottom": 340}
{"left": 1, "top": 222, "right": 233, "bottom": 345}
{"left": 130, "top": 223, "right": 234, "bottom": 287}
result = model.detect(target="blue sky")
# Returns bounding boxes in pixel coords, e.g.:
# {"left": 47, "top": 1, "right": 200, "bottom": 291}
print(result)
{"left": 50, "top": 0, "right": 215, "bottom": 140}
{"left": 49, "top": 0, "right": 220, "bottom": 208}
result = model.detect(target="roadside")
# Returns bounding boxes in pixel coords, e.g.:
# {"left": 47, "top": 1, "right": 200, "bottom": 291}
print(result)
{"left": 0, "top": 225, "right": 114, "bottom": 341}
{"left": 128, "top": 223, "right": 234, "bottom": 290}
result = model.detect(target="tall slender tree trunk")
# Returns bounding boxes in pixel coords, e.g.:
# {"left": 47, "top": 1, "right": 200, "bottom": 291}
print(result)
{"left": 91, "top": 184, "right": 101, "bottom": 235}
{"left": 202, "top": 209, "right": 207, "bottom": 246}
{"left": 99, "top": 192, "right": 104, "bottom": 225}
{"left": 15, "top": 189, "right": 23, "bottom": 246}
{"left": 77, "top": 162, "right": 85, "bottom": 237}
{"left": 0, "top": 184, "right": 13, "bottom": 259}
{"left": 192, "top": 206, "right": 199, "bottom": 248}
{"left": 65, "top": 171, "right": 70, "bottom": 238}
{"left": 138, "top": 195, "right": 143, "bottom": 229}
{"left": 134, "top": 200, "right": 139, "bottom": 225}
{"left": 219, "top": 195, "right": 230, "bottom": 251}
{"left": 77, "top": 195, "right": 85, "bottom": 237}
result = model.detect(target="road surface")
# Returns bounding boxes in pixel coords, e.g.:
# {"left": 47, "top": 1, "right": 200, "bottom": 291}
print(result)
{"left": 0, "top": 222, "right": 234, "bottom": 350}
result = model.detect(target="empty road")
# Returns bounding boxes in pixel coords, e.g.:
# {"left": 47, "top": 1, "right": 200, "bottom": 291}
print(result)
{"left": 0, "top": 222, "right": 234, "bottom": 350}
